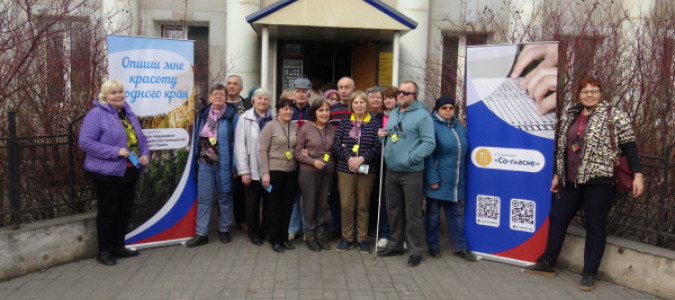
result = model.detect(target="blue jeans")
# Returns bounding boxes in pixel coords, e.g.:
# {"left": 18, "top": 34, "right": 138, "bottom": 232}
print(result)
{"left": 196, "top": 163, "right": 234, "bottom": 236}
{"left": 425, "top": 197, "right": 469, "bottom": 251}
{"left": 288, "top": 192, "right": 305, "bottom": 234}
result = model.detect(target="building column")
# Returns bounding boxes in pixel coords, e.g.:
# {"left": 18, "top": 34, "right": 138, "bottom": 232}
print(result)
{"left": 396, "top": 0, "right": 430, "bottom": 100}
{"left": 392, "top": 31, "right": 400, "bottom": 87}
{"left": 102, "top": 0, "right": 139, "bottom": 35}
{"left": 226, "top": 0, "right": 261, "bottom": 93}
{"left": 261, "top": 25, "right": 269, "bottom": 90}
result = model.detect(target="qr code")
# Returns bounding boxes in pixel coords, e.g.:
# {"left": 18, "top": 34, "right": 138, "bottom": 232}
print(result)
{"left": 476, "top": 195, "right": 500, "bottom": 227}
{"left": 510, "top": 198, "right": 535, "bottom": 232}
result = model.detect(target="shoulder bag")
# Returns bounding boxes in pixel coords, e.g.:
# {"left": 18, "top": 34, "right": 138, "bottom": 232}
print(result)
{"left": 607, "top": 108, "right": 634, "bottom": 191}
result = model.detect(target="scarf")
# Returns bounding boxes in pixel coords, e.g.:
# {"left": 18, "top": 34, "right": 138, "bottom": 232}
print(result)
{"left": 200, "top": 107, "right": 226, "bottom": 138}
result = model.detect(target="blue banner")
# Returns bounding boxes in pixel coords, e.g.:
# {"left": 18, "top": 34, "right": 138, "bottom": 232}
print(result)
{"left": 464, "top": 43, "right": 558, "bottom": 264}
{"left": 107, "top": 35, "right": 197, "bottom": 249}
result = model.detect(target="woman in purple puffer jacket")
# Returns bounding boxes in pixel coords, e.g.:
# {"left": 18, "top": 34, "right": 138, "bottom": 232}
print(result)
{"left": 79, "top": 79, "right": 150, "bottom": 266}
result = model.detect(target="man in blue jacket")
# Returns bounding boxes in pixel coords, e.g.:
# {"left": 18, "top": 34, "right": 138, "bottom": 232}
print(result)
{"left": 377, "top": 80, "right": 435, "bottom": 267}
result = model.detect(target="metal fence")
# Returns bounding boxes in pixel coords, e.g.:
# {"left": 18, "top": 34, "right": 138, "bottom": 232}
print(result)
{"left": 1, "top": 110, "right": 674, "bottom": 251}
{"left": 573, "top": 144, "right": 675, "bottom": 250}
{"left": 0, "top": 112, "right": 96, "bottom": 228}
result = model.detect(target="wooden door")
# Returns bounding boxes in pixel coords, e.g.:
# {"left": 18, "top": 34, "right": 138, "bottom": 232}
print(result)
{"left": 352, "top": 43, "right": 378, "bottom": 91}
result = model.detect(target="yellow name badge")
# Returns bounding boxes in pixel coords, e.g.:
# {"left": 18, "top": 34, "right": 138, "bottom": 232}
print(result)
{"left": 391, "top": 134, "right": 398, "bottom": 143}
{"left": 209, "top": 136, "right": 217, "bottom": 145}
{"left": 352, "top": 144, "right": 359, "bottom": 153}
{"left": 323, "top": 154, "right": 330, "bottom": 162}
{"left": 285, "top": 151, "right": 293, "bottom": 160}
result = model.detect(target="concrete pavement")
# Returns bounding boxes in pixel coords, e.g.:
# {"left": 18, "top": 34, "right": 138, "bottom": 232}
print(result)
{"left": 0, "top": 229, "right": 661, "bottom": 299}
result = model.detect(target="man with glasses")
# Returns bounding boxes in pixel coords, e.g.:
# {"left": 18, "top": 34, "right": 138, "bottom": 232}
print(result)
{"left": 377, "top": 80, "right": 435, "bottom": 267}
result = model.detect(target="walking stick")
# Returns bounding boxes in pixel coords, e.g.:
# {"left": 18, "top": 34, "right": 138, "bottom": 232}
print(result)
{"left": 373, "top": 138, "right": 386, "bottom": 264}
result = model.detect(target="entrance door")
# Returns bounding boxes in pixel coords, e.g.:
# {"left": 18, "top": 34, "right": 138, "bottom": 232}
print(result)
{"left": 277, "top": 41, "right": 352, "bottom": 93}
{"left": 352, "top": 43, "right": 378, "bottom": 90}
{"left": 277, "top": 41, "right": 379, "bottom": 93}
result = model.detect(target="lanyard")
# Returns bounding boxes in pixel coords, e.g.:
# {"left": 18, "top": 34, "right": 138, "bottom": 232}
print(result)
{"left": 576, "top": 113, "right": 586, "bottom": 138}
{"left": 282, "top": 121, "right": 290, "bottom": 151}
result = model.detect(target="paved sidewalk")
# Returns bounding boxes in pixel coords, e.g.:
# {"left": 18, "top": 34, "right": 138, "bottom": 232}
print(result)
{"left": 0, "top": 230, "right": 660, "bottom": 300}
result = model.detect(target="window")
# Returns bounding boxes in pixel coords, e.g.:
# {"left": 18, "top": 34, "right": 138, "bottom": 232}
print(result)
{"left": 558, "top": 35, "right": 604, "bottom": 94}
{"left": 160, "top": 24, "right": 209, "bottom": 99}
{"left": 43, "top": 16, "right": 91, "bottom": 107}
{"left": 441, "top": 33, "right": 487, "bottom": 101}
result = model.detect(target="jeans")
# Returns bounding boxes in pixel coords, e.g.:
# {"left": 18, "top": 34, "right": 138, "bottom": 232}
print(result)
{"left": 196, "top": 163, "right": 234, "bottom": 236}
{"left": 288, "top": 193, "right": 305, "bottom": 234}
{"left": 328, "top": 176, "right": 341, "bottom": 233}
{"left": 425, "top": 197, "right": 469, "bottom": 251}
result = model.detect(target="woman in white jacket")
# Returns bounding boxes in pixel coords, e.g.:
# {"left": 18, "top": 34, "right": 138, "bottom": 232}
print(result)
{"left": 234, "top": 88, "right": 275, "bottom": 246}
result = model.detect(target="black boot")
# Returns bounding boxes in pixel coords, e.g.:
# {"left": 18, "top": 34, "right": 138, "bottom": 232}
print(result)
{"left": 185, "top": 235, "right": 209, "bottom": 247}
{"left": 96, "top": 251, "right": 116, "bottom": 266}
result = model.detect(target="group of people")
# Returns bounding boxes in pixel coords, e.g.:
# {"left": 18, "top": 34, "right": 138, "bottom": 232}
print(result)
{"left": 80, "top": 73, "right": 643, "bottom": 290}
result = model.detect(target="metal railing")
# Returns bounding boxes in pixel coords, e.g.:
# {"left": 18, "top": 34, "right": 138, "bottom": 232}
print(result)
{"left": 0, "top": 111, "right": 96, "bottom": 228}
{"left": 573, "top": 143, "right": 675, "bottom": 250}
{"left": 1, "top": 110, "right": 674, "bottom": 251}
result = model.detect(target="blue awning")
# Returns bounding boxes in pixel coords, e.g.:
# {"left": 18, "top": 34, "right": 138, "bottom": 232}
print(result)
{"left": 246, "top": 0, "right": 417, "bottom": 31}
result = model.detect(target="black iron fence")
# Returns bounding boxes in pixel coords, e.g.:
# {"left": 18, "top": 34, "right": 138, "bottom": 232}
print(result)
{"left": 571, "top": 144, "right": 675, "bottom": 249}
{"left": 1, "top": 110, "right": 674, "bottom": 251}
{"left": 0, "top": 112, "right": 96, "bottom": 228}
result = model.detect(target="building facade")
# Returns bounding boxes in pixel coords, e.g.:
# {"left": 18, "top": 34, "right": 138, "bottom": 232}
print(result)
{"left": 100, "top": 0, "right": 662, "bottom": 104}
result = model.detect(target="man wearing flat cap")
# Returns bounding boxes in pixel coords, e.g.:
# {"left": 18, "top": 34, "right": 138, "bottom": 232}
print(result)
{"left": 288, "top": 77, "right": 313, "bottom": 242}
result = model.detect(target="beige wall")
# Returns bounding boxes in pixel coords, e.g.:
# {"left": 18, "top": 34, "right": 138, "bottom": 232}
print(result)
{"left": 137, "top": 0, "right": 228, "bottom": 85}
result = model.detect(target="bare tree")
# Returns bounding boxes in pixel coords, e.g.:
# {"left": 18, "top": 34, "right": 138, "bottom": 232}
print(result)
{"left": 0, "top": 0, "right": 117, "bottom": 136}
{"left": 425, "top": 0, "right": 675, "bottom": 248}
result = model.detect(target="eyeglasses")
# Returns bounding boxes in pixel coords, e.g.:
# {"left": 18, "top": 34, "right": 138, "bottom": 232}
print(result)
{"left": 396, "top": 90, "right": 416, "bottom": 96}
{"left": 327, "top": 97, "right": 339, "bottom": 101}
{"left": 210, "top": 92, "right": 226, "bottom": 97}
{"left": 580, "top": 90, "right": 601, "bottom": 95}
{"left": 439, "top": 106, "right": 454, "bottom": 111}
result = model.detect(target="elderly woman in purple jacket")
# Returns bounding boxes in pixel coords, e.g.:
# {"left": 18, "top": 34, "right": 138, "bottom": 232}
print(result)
{"left": 79, "top": 79, "right": 150, "bottom": 266}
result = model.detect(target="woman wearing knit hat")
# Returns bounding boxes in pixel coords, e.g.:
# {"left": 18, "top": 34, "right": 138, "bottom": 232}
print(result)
{"left": 323, "top": 89, "right": 340, "bottom": 105}
{"left": 423, "top": 96, "right": 477, "bottom": 262}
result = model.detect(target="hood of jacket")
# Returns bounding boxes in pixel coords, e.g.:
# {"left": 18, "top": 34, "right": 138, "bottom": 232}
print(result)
{"left": 432, "top": 112, "right": 459, "bottom": 128}
{"left": 395, "top": 99, "right": 426, "bottom": 113}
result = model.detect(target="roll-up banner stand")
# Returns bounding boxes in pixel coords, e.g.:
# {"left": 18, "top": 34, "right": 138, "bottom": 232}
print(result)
{"left": 464, "top": 42, "right": 558, "bottom": 265}
{"left": 107, "top": 35, "right": 197, "bottom": 249}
